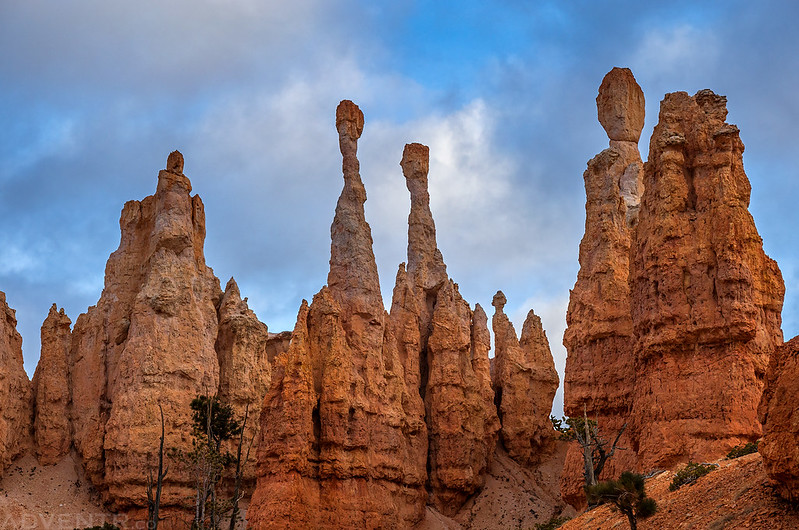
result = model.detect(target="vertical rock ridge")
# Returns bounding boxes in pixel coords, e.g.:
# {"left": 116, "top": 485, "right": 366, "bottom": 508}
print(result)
{"left": 32, "top": 304, "right": 72, "bottom": 465}
{"left": 561, "top": 67, "right": 644, "bottom": 507}
{"left": 491, "top": 292, "right": 559, "bottom": 467}
{"left": 250, "top": 103, "right": 426, "bottom": 529}
{"left": 0, "top": 291, "right": 33, "bottom": 473}
{"left": 629, "top": 88, "right": 784, "bottom": 469}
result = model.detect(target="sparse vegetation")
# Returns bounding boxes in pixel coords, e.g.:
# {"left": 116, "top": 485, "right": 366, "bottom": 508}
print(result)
{"left": 669, "top": 462, "right": 717, "bottom": 491}
{"left": 551, "top": 409, "right": 627, "bottom": 495}
{"left": 726, "top": 441, "right": 759, "bottom": 459}
{"left": 585, "top": 471, "right": 657, "bottom": 530}
{"left": 534, "top": 514, "right": 572, "bottom": 529}
{"left": 74, "top": 524, "right": 121, "bottom": 530}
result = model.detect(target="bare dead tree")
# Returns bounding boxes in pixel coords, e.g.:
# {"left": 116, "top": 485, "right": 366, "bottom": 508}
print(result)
{"left": 147, "top": 403, "right": 169, "bottom": 530}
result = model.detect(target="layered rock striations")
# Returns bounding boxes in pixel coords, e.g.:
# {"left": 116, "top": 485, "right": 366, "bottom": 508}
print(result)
{"left": 564, "top": 67, "right": 784, "bottom": 504}
{"left": 0, "top": 291, "right": 33, "bottom": 473}
{"left": 491, "top": 291, "right": 559, "bottom": 467}
{"left": 759, "top": 336, "right": 799, "bottom": 501}
{"left": 392, "top": 142, "right": 498, "bottom": 515}
{"left": 32, "top": 305, "right": 72, "bottom": 465}
{"left": 630, "top": 89, "right": 784, "bottom": 468}
{"left": 249, "top": 101, "right": 428, "bottom": 529}
{"left": 561, "top": 67, "right": 644, "bottom": 505}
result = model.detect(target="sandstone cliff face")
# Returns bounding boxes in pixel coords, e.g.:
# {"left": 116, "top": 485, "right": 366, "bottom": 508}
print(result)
{"left": 630, "top": 89, "right": 784, "bottom": 469}
{"left": 0, "top": 291, "right": 32, "bottom": 473}
{"left": 563, "top": 68, "right": 784, "bottom": 503}
{"left": 32, "top": 305, "right": 72, "bottom": 466}
{"left": 491, "top": 291, "right": 559, "bottom": 467}
{"left": 759, "top": 336, "right": 799, "bottom": 501}
{"left": 392, "top": 142, "right": 498, "bottom": 515}
{"left": 561, "top": 67, "right": 644, "bottom": 505}
{"left": 249, "top": 101, "right": 427, "bottom": 529}
{"left": 69, "top": 150, "right": 224, "bottom": 510}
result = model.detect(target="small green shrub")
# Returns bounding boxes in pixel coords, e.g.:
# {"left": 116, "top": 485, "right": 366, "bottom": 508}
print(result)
{"left": 534, "top": 515, "right": 572, "bottom": 530}
{"left": 726, "top": 441, "right": 759, "bottom": 459}
{"left": 669, "top": 462, "right": 716, "bottom": 491}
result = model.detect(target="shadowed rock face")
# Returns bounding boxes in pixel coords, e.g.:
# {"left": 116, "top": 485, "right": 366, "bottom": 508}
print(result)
{"left": 32, "top": 305, "right": 72, "bottom": 466}
{"left": 561, "top": 67, "right": 644, "bottom": 507}
{"left": 0, "top": 292, "right": 32, "bottom": 473}
{"left": 630, "top": 89, "right": 783, "bottom": 469}
{"left": 563, "top": 68, "right": 784, "bottom": 506}
{"left": 492, "top": 291, "right": 559, "bottom": 468}
{"left": 759, "top": 336, "right": 799, "bottom": 501}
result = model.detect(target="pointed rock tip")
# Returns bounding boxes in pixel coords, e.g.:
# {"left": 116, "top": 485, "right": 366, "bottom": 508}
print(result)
{"left": 597, "top": 67, "right": 645, "bottom": 142}
{"left": 492, "top": 291, "right": 507, "bottom": 311}
{"left": 401, "top": 143, "right": 430, "bottom": 180}
{"left": 166, "top": 150, "right": 184, "bottom": 174}
{"left": 336, "top": 100, "right": 364, "bottom": 141}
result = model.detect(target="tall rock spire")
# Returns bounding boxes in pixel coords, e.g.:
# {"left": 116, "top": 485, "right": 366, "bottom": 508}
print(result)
{"left": 561, "top": 67, "right": 644, "bottom": 507}
{"left": 68, "top": 151, "right": 224, "bottom": 512}
{"left": 32, "top": 304, "right": 72, "bottom": 465}
{"left": 390, "top": 142, "right": 498, "bottom": 516}
{"left": 0, "top": 291, "right": 32, "bottom": 473}
{"left": 249, "top": 102, "right": 427, "bottom": 529}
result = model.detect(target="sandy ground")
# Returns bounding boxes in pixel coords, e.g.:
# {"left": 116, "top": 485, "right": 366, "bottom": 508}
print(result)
{"left": 561, "top": 452, "right": 799, "bottom": 530}
{"left": 417, "top": 442, "right": 576, "bottom": 530}
{"left": 0, "top": 453, "right": 115, "bottom": 529}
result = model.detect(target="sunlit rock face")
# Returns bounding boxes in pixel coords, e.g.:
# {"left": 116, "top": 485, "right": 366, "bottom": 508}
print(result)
{"left": 630, "top": 89, "right": 783, "bottom": 470}
{"left": 0, "top": 291, "right": 33, "bottom": 473}
{"left": 563, "top": 68, "right": 783, "bottom": 507}
{"left": 759, "top": 336, "right": 799, "bottom": 502}
{"left": 561, "top": 67, "right": 644, "bottom": 507}
{"left": 249, "top": 101, "right": 428, "bottom": 529}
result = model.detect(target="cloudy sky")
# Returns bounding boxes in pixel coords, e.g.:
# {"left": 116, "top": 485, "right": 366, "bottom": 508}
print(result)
{"left": 2, "top": 1, "right": 798, "bottom": 417}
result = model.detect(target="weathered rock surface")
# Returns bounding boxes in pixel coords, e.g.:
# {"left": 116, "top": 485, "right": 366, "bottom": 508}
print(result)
{"left": 216, "top": 277, "right": 271, "bottom": 487}
{"left": 561, "top": 67, "right": 644, "bottom": 506}
{"left": 0, "top": 292, "right": 33, "bottom": 473}
{"left": 32, "top": 305, "right": 72, "bottom": 465}
{"left": 69, "top": 150, "right": 224, "bottom": 510}
{"left": 249, "top": 101, "right": 427, "bottom": 529}
{"left": 597, "top": 66, "right": 646, "bottom": 142}
{"left": 564, "top": 69, "right": 784, "bottom": 509}
{"left": 630, "top": 89, "right": 784, "bottom": 469}
{"left": 393, "top": 142, "right": 498, "bottom": 515}
{"left": 491, "top": 291, "right": 559, "bottom": 467}
{"left": 758, "top": 337, "right": 799, "bottom": 501}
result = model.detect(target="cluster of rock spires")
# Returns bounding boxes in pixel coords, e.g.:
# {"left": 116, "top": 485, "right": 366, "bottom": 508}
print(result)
{"left": 562, "top": 67, "right": 792, "bottom": 506}
{"left": 1, "top": 67, "right": 799, "bottom": 527}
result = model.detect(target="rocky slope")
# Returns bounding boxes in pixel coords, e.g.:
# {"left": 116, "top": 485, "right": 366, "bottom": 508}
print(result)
{"left": 759, "top": 336, "right": 799, "bottom": 501}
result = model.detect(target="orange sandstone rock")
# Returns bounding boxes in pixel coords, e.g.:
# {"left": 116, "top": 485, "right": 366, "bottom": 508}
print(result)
{"left": 629, "top": 89, "right": 784, "bottom": 469}
{"left": 249, "top": 101, "right": 427, "bottom": 529}
{"left": 0, "top": 291, "right": 33, "bottom": 473}
{"left": 759, "top": 336, "right": 799, "bottom": 501}
{"left": 561, "top": 67, "right": 644, "bottom": 506}
{"left": 491, "top": 291, "right": 559, "bottom": 467}
{"left": 32, "top": 305, "right": 72, "bottom": 465}
{"left": 69, "top": 150, "right": 224, "bottom": 510}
